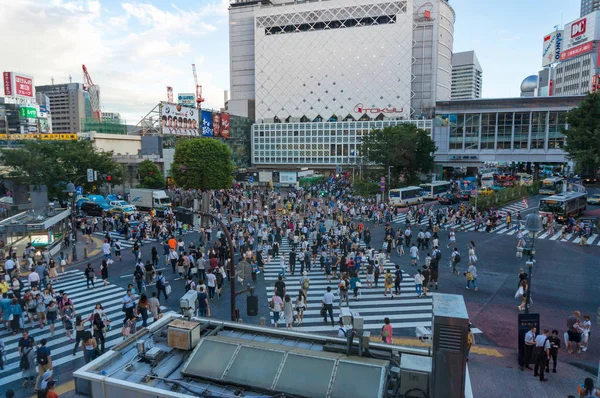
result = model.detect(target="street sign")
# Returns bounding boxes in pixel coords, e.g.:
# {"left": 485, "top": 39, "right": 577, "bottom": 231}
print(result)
{"left": 87, "top": 168, "right": 94, "bottom": 183}
{"left": 248, "top": 176, "right": 254, "bottom": 183}
{"left": 75, "top": 186, "right": 83, "bottom": 195}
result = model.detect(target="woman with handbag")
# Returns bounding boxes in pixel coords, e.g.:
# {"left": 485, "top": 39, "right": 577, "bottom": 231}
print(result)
{"left": 269, "top": 288, "right": 284, "bottom": 328}
{"left": 350, "top": 272, "right": 361, "bottom": 301}
{"left": 381, "top": 317, "right": 393, "bottom": 344}
{"left": 516, "top": 279, "right": 529, "bottom": 311}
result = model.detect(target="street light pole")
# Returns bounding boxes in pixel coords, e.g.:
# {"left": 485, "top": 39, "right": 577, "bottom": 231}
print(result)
{"left": 523, "top": 213, "right": 543, "bottom": 314}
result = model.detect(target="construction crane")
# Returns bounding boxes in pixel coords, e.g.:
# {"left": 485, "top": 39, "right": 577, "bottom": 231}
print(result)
{"left": 167, "top": 86, "right": 173, "bottom": 103}
{"left": 82, "top": 64, "right": 102, "bottom": 121}
{"left": 191, "top": 63, "right": 205, "bottom": 110}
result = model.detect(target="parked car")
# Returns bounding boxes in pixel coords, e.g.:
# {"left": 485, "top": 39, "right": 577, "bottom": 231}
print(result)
{"left": 438, "top": 194, "right": 460, "bottom": 205}
{"left": 478, "top": 187, "right": 495, "bottom": 196}
{"left": 587, "top": 194, "right": 600, "bottom": 205}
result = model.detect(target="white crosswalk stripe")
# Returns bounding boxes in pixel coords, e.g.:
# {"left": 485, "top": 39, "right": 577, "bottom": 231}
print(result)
{"left": 260, "top": 240, "right": 433, "bottom": 334}
{"left": 0, "top": 270, "right": 151, "bottom": 386}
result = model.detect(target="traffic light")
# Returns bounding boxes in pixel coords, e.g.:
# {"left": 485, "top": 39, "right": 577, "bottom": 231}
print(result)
{"left": 107, "top": 175, "right": 112, "bottom": 182}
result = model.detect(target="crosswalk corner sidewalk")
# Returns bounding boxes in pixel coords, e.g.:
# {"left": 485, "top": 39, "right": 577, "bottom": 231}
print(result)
{"left": 64, "top": 235, "right": 104, "bottom": 267}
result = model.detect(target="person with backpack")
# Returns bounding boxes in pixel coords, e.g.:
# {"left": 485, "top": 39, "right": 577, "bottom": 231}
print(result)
{"left": 451, "top": 247, "right": 461, "bottom": 275}
{"left": 34, "top": 339, "right": 52, "bottom": 393}
{"left": 383, "top": 269, "right": 394, "bottom": 298}
{"left": 156, "top": 271, "right": 169, "bottom": 301}
{"left": 133, "top": 267, "right": 144, "bottom": 293}
{"left": 394, "top": 265, "right": 403, "bottom": 295}
{"left": 20, "top": 338, "right": 37, "bottom": 387}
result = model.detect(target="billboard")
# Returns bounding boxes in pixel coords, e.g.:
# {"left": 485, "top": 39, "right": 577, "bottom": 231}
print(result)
{"left": 3, "top": 72, "right": 35, "bottom": 99}
{"left": 559, "top": 41, "right": 593, "bottom": 61}
{"left": 280, "top": 171, "right": 298, "bottom": 184}
{"left": 201, "top": 110, "right": 213, "bottom": 137}
{"left": 177, "top": 93, "right": 196, "bottom": 107}
{"left": 160, "top": 103, "right": 199, "bottom": 136}
{"left": 542, "top": 30, "right": 563, "bottom": 66}
{"left": 221, "top": 113, "right": 230, "bottom": 139}
{"left": 563, "top": 11, "right": 600, "bottom": 51}
{"left": 19, "top": 106, "right": 37, "bottom": 119}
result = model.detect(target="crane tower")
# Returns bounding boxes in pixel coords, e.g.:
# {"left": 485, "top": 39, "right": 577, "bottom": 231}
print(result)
{"left": 191, "top": 64, "right": 205, "bottom": 110}
{"left": 82, "top": 64, "right": 102, "bottom": 121}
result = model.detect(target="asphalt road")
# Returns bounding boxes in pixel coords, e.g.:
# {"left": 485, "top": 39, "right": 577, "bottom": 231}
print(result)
{"left": 4, "top": 189, "right": 599, "bottom": 396}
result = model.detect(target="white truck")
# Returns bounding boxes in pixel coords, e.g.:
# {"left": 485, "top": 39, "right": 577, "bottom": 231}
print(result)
{"left": 129, "top": 189, "right": 172, "bottom": 214}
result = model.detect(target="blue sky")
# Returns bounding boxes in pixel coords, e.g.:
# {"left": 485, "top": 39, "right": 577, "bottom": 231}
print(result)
{"left": 451, "top": 0, "right": 579, "bottom": 97}
{"left": 0, "top": 0, "right": 582, "bottom": 122}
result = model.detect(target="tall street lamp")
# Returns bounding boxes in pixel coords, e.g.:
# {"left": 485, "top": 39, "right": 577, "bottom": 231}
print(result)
{"left": 523, "top": 213, "right": 543, "bottom": 314}
{"left": 64, "top": 182, "right": 78, "bottom": 262}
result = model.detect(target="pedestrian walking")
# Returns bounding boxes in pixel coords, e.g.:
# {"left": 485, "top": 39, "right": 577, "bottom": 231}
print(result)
{"left": 394, "top": 265, "right": 402, "bottom": 295}
{"left": 465, "top": 263, "right": 478, "bottom": 291}
{"left": 567, "top": 310, "right": 583, "bottom": 354}
{"left": 414, "top": 270, "right": 424, "bottom": 297}
{"left": 33, "top": 338, "right": 52, "bottom": 393}
{"left": 270, "top": 288, "right": 284, "bottom": 328}
{"left": 321, "top": 286, "right": 335, "bottom": 326}
{"left": 137, "top": 294, "right": 149, "bottom": 327}
{"left": 100, "top": 259, "right": 109, "bottom": 286}
{"left": 383, "top": 269, "right": 394, "bottom": 298}
{"left": 196, "top": 286, "right": 209, "bottom": 317}
{"left": 295, "top": 290, "right": 306, "bottom": 325}
{"left": 81, "top": 331, "right": 98, "bottom": 363}
{"left": 468, "top": 241, "right": 477, "bottom": 263}
{"left": 19, "top": 338, "right": 36, "bottom": 387}
{"left": 85, "top": 263, "right": 95, "bottom": 289}
{"left": 582, "top": 314, "right": 591, "bottom": 352}
{"left": 283, "top": 295, "right": 294, "bottom": 328}
{"left": 381, "top": 317, "right": 393, "bottom": 344}
{"left": 156, "top": 271, "right": 169, "bottom": 301}
{"left": 149, "top": 291, "right": 161, "bottom": 321}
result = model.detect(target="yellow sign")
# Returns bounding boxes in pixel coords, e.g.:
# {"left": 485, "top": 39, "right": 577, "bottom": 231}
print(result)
{"left": 0, "top": 134, "right": 78, "bottom": 141}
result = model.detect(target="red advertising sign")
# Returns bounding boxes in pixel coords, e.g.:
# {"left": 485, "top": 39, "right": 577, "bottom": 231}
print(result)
{"left": 3, "top": 72, "right": 12, "bottom": 96}
{"left": 13, "top": 74, "right": 33, "bottom": 97}
{"left": 570, "top": 18, "right": 587, "bottom": 38}
{"left": 220, "top": 113, "right": 230, "bottom": 139}
{"left": 559, "top": 41, "right": 593, "bottom": 61}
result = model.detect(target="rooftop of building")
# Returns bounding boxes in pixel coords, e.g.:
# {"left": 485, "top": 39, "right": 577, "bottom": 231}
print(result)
{"left": 74, "top": 312, "right": 436, "bottom": 398}
{"left": 436, "top": 95, "right": 586, "bottom": 113}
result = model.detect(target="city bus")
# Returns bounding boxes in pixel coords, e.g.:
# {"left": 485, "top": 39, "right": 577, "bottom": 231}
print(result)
{"left": 419, "top": 181, "right": 451, "bottom": 200}
{"left": 538, "top": 192, "right": 587, "bottom": 223}
{"left": 539, "top": 177, "right": 564, "bottom": 195}
{"left": 480, "top": 173, "right": 495, "bottom": 188}
{"left": 389, "top": 186, "right": 424, "bottom": 207}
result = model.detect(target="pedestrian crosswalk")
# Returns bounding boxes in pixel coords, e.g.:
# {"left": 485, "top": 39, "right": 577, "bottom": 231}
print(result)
{"left": 0, "top": 270, "right": 148, "bottom": 386}
{"left": 261, "top": 241, "right": 433, "bottom": 334}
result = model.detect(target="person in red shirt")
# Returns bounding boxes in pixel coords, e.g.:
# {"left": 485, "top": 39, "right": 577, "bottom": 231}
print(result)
{"left": 45, "top": 380, "right": 59, "bottom": 398}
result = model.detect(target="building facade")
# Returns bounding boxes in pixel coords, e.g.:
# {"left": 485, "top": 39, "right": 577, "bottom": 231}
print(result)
{"left": 229, "top": 0, "right": 456, "bottom": 121}
{"left": 252, "top": 119, "right": 432, "bottom": 168}
{"left": 581, "top": 0, "right": 600, "bottom": 16}
{"left": 451, "top": 51, "right": 482, "bottom": 100}
{"left": 35, "top": 83, "right": 87, "bottom": 133}
{"left": 433, "top": 96, "right": 584, "bottom": 169}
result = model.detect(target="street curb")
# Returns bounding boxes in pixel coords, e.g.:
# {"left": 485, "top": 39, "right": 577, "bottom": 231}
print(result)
{"left": 567, "top": 360, "right": 600, "bottom": 375}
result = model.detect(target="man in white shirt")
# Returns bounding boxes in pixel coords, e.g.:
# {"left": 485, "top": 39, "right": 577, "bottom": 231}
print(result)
{"left": 321, "top": 286, "right": 335, "bottom": 326}
{"left": 520, "top": 326, "right": 537, "bottom": 371}
{"left": 102, "top": 241, "right": 111, "bottom": 259}
{"left": 5, "top": 257, "right": 16, "bottom": 277}
{"left": 28, "top": 270, "right": 41, "bottom": 289}
{"left": 337, "top": 318, "right": 347, "bottom": 338}
{"left": 409, "top": 244, "right": 419, "bottom": 266}
{"left": 533, "top": 329, "right": 550, "bottom": 381}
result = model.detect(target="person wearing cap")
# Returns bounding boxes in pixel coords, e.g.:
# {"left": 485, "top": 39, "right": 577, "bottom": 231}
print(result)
{"left": 38, "top": 369, "right": 53, "bottom": 393}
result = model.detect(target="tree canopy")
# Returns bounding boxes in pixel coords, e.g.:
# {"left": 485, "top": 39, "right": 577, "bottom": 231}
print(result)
{"left": 137, "top": 159, "right": 164, "bottom": 189}
{"left": 563, "top": 92, "right": 600, "bottom": 174}
{"left": 0, "top": 140, "right": 123, "bottom": 197}
{"left": 360, "top": 124, "right": 437, "bottom": 184}
{"left": 171, "top": 138, "right": 234, "bottom": 189}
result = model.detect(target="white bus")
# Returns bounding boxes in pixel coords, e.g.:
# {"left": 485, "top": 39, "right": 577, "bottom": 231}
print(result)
{"left": 420, "top": 181, "right": 451, "bottom": 200}
{"left": 480, "top": 172, "right": 495, "bottom": 188}
{"left": 539, "top": 177, "right": 564, "bottom": 195}
{"left": 389, "top": 186, "right": 424, "bottom": 207}
{"left": 539, "top": 192, "right": 587, "bottom": 222}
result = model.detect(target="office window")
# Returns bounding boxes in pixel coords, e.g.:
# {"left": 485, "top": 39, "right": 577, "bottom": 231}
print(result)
{"left": 530, "top": 112, "right": 546, "bottom": 149}
{"left": 548, "top": 111, "right": 566, "bottom": 149}
{"left": 464, "top": 114, "right": 480, "bottom": 150}
{"left": 480, "top": 113, "right": 496, "bottom": 150}
{"left": 497, "top": 112, "right": 513, "bottom": 149}
{"left": 449, "top": 114, "right": 464, "bottom": 150}
{"left": 513, "top": 112, "right": 530, "bottom": 150}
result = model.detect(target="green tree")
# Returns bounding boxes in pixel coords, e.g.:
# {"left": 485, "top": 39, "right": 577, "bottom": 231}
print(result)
{"left": 0, "top": 140, "right": 123, "bottom": 197}
{"left": 171, "top": 138, "right": 233, "bottom": 189}
{"left": 360, "top": 124, "right": 437, "bottom": 184}
{"left": 563, "top": 92, "right": 600, "bottom": 174}
{"left": 137, "top": 159, "right": 164, "bottom": 189}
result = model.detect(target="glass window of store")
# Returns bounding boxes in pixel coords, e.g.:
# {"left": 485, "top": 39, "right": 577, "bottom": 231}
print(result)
{"left": 530, "top": 112, "right": 547, "bottom": 149}
{"left": 449, "top": 114, "right": 464, "bottom": 150}
{"left": 480, "top": 113, "right": 496, "bottom": 150}
{"left": 548, "top": 111, "right": 567, "bottom": 149}
{"left": 513, "top": 112, "right": 530, "bottom": 150}
{"left": 497, "top": 112, "right": 513, "bottom": 149}
{"left": 464, "top": 114, "right": 480, "bottom": 150}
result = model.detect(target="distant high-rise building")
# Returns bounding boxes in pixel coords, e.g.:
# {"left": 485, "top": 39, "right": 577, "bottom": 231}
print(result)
{"left": 102, "top": 112, "right": 122, "bottom": 122}
{"left": 581, "top": 0, "right": 600, "bottom": 16}
{"left": 451, "top": 51, "right": 483, "bottom": 100}
{"left": 35, "top": 83, "right": 87, "bottom": 133}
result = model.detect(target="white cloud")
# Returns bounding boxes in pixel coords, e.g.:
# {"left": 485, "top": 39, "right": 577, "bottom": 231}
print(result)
{"left": 0, "top": 0, "right": 229, "bottom": 123}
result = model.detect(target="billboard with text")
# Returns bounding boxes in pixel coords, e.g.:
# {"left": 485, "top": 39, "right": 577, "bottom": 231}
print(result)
{"left": 3, "top": 72, "right": 35, "bottom": 99}
{"left": 201, "top": 110, "right": 213, "bottom": 137}
{"left": 160, "top": 103, "right": 199, "bottom": 136}
{"left": 563, "top": 11, "right": 600, "bottom": 51}
{"left": 542, "top": 30, "right": 563, "bottom": 66}
{"left": 221, "top": 113, "right": 230, "bottom": 139}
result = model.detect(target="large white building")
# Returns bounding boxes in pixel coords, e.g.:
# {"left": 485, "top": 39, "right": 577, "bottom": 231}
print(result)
{"left": 451, "top": 51, "right": 482, "bottom": 100}
{"left": 229, "top": 0, "right": 455, "bottom": 168}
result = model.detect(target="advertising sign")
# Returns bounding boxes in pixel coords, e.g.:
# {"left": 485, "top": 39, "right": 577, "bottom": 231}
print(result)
{"left": 212, "top": 112, "right": 222, "bottom": 137}
{"left": 177, "top": 93, "right": 196, "bottom": 107}
{"left": 563, "top": 11, "right": 600, "bottom": 51}
{"left": 160, "top": 103, "right": 199, "bottom": 136}
{"left": 14, "top": 74, "right": 34, "bottom": 98}
{"left": 201, "top": 110, "right": 213, "bottom": 137}
{"left": 559, "top": 41, "right": 593, "bottom": 61}
{"left": 3, "top": 72, "right": 12, "bottom": 96}
{"left": 280, "top": 171, "right": 297, "bottom": 184}
{"left": 19, "top": 106, "right": 37, "bottom": 119}
{"left": 542, "top": 30, "right": 563, "bottom": 66}
{"left": 221, "top": 113, "right": 230, "bottom": 139}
